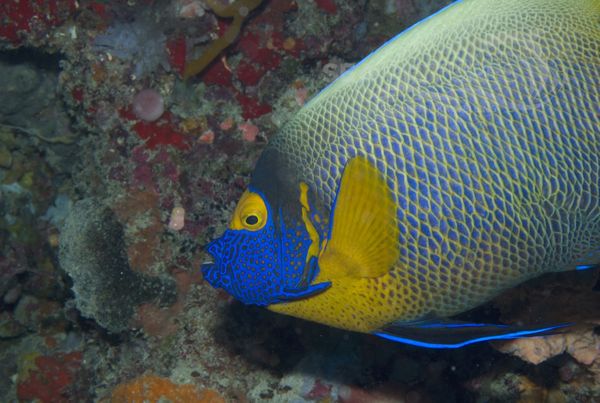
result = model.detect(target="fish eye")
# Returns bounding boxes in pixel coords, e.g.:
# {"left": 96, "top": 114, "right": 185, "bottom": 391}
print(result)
{"left": 240, "top": 210, "right": 265, "bottom": 230}
{"left": 229, "top": 190, "right": 268, "bottom": 231}
{"left": 244, "top": 214, "right": 259, "bottom": 226}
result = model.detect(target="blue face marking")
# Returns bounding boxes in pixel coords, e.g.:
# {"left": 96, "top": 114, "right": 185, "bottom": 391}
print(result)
{"left": 201, "top": 191, "right": 331, "bottom": 306}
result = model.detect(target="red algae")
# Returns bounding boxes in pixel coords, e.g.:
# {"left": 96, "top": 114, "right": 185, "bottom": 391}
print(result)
{"left": 315, "top": 0, "right": 338, "bottom": 14}
{"left": 131, "top": 113, "right": 191, "bottom": 150}
{"left": 17, "top": 352, "right": 83, "bottom": 403}
{"left": 166, "top": 35, "right": 187, "bottom": 76}
{"left": 236, "top": 60, "right": 266, "bottom": 86}
{"left": 202, "top": 59, "right": 234, "bottom": 87}
{"left": 236, "top": 93, "right": 272, "bottom": 119}
{"left": 0, "top": 0, "right": 76, "bottom": 45}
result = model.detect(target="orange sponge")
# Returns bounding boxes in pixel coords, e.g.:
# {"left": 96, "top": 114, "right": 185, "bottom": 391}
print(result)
{"left": 111, "top": 374, "right": 225, "bottom": 403}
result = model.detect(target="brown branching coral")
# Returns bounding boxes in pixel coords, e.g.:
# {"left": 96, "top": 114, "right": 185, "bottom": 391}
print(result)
{"left": 184, "top": 0, "right": 264, "bottom": 79}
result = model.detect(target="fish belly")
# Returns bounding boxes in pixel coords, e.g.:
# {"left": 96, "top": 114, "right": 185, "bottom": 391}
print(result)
{"left": 270, "top": 0, "right": 600, "bottom": 329}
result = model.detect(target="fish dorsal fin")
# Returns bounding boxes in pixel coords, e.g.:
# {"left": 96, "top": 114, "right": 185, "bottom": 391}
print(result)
{"left": 318, "top": 156, "right": 399, "bottom": 279}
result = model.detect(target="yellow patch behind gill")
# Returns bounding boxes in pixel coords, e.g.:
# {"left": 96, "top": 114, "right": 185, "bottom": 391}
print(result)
{"left": 299, "top": 182, "right": 321, "bottom": 267}
{"left": 269, "top": 157, "right": 420, "bottom": 333}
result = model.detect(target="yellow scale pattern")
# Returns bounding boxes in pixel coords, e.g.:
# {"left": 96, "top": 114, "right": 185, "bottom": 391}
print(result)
{"left": 268, "top": 0, "right": 600, "bottom": 333}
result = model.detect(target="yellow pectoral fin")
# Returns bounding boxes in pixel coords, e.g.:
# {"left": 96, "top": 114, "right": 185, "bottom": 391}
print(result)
{"left": 318, "top": 156, "right": 399, "bottom": 280}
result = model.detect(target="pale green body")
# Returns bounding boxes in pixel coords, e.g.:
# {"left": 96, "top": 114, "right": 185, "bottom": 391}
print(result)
{"left": 261, "top": 0, "right": 600, "bottom": 331}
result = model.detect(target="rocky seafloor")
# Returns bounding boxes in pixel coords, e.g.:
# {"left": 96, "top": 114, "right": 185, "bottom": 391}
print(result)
{"left": 0, "top": 0, "right": 598, "bottom": 402}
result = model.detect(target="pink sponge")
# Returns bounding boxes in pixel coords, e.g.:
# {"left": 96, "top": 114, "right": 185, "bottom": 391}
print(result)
{"left": 132, "top": 89, "right": 164, "bottom": 122}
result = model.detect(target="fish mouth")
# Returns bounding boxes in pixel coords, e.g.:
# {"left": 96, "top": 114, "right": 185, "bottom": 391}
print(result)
{"left": 201, "top": 241, "right": 217, "bottom": 271}
{"left": 200, "top": 258, "right": 215, "bottom": 277}
{"left": 200, "top": 247, "right": 231, "bottom": 290}
{"left": 200, "top": 247, "right": 217, "bottom": 280}
{"left": 201, "top": 237, "right": 233, "bottom": 290}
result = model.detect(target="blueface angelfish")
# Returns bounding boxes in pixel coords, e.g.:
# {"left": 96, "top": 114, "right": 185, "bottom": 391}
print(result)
{"left": 202, "top": 0, "right": 600, "bottom": 348}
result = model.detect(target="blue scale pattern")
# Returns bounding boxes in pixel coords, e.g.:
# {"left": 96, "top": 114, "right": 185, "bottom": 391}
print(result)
{"left": 262, "top": 0, "right": 599, "bottom": 321}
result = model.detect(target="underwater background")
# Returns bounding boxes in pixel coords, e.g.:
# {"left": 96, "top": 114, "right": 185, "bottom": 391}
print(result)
{"left": 0, "top": 0, "right": 598, "bottom": 402}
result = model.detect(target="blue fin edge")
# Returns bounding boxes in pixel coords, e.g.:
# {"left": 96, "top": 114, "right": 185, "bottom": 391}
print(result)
{"left": 306, "top": 0, "right": 464, "bottom": 107}
{"left": 373, "top": 322, "right": 571, "bottom": 349}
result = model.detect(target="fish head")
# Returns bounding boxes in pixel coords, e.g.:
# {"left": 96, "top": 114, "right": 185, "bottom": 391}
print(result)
{"left": 202, "top": 179, "right": 330, "bottom": 306}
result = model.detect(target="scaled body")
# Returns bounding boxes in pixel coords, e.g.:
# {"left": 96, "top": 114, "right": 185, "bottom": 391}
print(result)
{"left": 203, "top": 0, "right": 600, "bottom": 346}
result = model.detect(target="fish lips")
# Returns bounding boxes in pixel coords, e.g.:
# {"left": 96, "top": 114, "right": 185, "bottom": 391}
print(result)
{"left": 201, "top": 260, "right": 234, "bottom": 291}
{"left": 201, "top": 241, "right": 231, "bottom": 290}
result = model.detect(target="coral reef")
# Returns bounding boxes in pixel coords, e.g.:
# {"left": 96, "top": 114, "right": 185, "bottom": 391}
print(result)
{"left": 465, "top": 370, "right": 571, "bottom": 403}
{"left": 184, "top": 0, "right": 264, "bottom": 78}
{"left": 0, "top": 57, "right": 72, "bottom": 142}
{"left": 59, "top": 198, "right": 177, "bottom": 333}
{"left": 0, "top": 0, "right": 76, "bottom": 47}
{"left": 0, "top": 0, "right": 597, "bottom": 402}
{"left": 491, "top": 270, "right": 600, "bottom": 398}
{"left": 17, "top": 351, "right": 83, "bottom": 403}
{"left": 496, "top": 326, "right": 600, "bottom": 367}
{"left": 93, "top": 14, "right": 170, "bottom": 79}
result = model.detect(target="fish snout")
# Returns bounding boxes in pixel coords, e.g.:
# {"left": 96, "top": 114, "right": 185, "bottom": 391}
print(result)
{"left": 200, "top": 260, "right": 214, "bottom": 278}
{"left": 201, "top": 239, "right": 231, "bottom": 288}
{"left": 201, "top": 259, "right": 232, "bottom": 289}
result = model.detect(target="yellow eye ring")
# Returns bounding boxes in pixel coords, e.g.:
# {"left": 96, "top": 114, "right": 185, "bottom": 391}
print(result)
{"left": 230, "top": 190, "right": 268, "bottom": 231}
